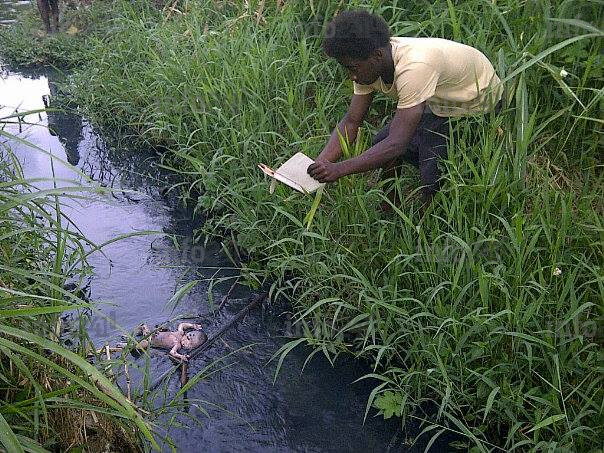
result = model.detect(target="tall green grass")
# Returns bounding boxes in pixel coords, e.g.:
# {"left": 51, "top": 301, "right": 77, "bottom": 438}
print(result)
{"left": 0, "top": 119, "right": 159, "bottom": 451}
{"left": 5, "top": 0, "right": 602, "bottom": 450}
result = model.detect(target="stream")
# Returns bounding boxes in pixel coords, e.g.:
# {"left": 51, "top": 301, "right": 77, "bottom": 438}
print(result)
{"left": 0, "top": 10, "right": 451, "bottom": 452}
{"left": 0, "top": 65, "right": 416, "bottom": 453}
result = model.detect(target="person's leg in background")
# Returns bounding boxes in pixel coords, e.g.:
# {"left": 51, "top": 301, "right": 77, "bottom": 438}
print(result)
{"left": 48, "top": 0, "right": 59, "bottom": 33}
{"left": 416, "top": 100, "right": 502, "bottom": 214}
{"left": 375, "top": 100, "right": 502, "bottom": 215}
{"left": 36, "top": 0, "right": 51, "bottom": 33}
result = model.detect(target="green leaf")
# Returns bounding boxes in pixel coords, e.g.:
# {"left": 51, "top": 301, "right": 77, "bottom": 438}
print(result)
{"left": 0, "top": 305, "right": 83, "bottom": 318}
{"left": 527, "top": 414, "right": 566, "bottom": 433}
{"left": 269, "top": 337, "right": 307, "bottom": 384}
{"left": 0, "top": 412, "right": 25, "bottom": 453}
{"left": 483, "top": 386, "right": 500, "bottom": 423}
{"left": 303, "top": 185, "right": 324, "bottom": 230}
{"left": 166, "top": 280, "right": 200, "bottom": 312}
{"left": 373, "top": 391, "right": 403, "bottom": 420}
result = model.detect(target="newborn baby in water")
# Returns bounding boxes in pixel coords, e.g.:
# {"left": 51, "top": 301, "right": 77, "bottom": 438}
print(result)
{"left": 120, "top": 322, "right": 207, "bottom": 361}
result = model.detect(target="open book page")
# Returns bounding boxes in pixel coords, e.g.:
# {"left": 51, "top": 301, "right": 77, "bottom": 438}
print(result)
{"left": 259, "top": 152, "right": 325, "bottom": 194}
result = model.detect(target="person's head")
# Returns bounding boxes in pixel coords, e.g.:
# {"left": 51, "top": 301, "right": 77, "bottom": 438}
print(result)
{"left": 181, "top": 330, "right": 207, "bottom": 350}
{"left": 322, "top": 10, "right": 391, "bottom": 85}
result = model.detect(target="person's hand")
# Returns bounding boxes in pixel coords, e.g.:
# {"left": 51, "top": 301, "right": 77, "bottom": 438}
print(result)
{"left": 307, "top": 159, "right": 344, "bottom": 183}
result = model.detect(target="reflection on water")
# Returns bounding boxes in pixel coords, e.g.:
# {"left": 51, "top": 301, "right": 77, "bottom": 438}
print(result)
{"left": 0, "top": 63, "right": 452, "bottom": 451}
{"left": 45, "top": 77, "right": 83, "bottom": 165}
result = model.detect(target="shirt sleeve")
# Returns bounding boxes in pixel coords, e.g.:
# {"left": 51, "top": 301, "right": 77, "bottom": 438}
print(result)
{"left": 353, "top": 81, "right": 374, "bottom": 96}
{"left": 395, "top": 61, "right": 440, "bottom": 109}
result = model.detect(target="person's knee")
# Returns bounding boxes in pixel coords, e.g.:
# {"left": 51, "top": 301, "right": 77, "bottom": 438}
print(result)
{"left": 381, "top": 155, "right": 403, "bottom": 179}
{"left": 419, "top": 160, "right": 443, "bottom": 195}
{"left": 422, "top": 181, "right": 441, "bottom": 198}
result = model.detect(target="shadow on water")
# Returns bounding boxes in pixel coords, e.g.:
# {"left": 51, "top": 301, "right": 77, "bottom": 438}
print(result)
{"left": 45, "top": 76, "right": 83, "bottom": 165}
{"left": 1, "top": 60, "right": 454, "bottom": 451}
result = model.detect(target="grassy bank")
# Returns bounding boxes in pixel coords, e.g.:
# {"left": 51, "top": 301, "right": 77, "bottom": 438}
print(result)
{"left": 3, "top": 0, "right": 603, "bottom": 450}
{"left": 0, "top": 121, "right": 157, "bottom": 450}
{"left": 0, "top": 1, "right": 117, "bottom": 67}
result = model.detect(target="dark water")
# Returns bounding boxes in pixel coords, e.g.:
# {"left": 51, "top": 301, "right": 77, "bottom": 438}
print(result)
{"left": 0, "top": 40, "right": 453, "bottom": 453}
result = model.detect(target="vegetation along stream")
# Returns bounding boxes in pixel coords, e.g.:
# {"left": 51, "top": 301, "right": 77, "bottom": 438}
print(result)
{"left": 1, "top": 59, "right": 448, "bottom": 453}
{"left": 1, "top": 0, "right": 602, "bottom": 452}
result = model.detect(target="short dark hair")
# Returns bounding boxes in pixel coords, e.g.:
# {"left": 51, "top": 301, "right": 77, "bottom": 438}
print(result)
{"left": 322, "top": 10, "right": 391, "bottom": 60}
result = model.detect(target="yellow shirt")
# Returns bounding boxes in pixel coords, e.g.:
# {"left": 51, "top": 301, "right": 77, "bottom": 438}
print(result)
{"left": 353, "top": 37, "right": 502, "bottom": 117}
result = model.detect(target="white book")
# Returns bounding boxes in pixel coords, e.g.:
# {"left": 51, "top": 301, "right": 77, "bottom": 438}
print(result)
{"left": 258, "top": 152, "right": 325, "bottom": 194}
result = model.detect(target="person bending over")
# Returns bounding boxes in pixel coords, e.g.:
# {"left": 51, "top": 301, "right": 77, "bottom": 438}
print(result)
{"left": 307, "top": 10, "right": 502, "bottom": 212}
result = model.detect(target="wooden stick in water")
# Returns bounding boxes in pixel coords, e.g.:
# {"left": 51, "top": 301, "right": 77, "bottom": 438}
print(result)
{"left": 180, "top": 362, "right": 189, "bottom": 387}
{"left": 88, "top": 346, "right": 123, "bottom": 357}
{"left": 217, "top": 277, "right": 241, "bottom": 312}
{"left": 125, "top": 362, "right": 131, "bottom": 401}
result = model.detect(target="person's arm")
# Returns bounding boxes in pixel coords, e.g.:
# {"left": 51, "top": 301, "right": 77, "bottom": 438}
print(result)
{"left": 316, "top": 93, "right": 374, "bottom": 163}
{"left": 308, "top": 102, "right": 425, "bottom": 182}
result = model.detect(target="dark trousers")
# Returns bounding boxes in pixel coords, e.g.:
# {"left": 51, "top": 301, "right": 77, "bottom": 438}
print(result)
{"left": 373, "top": 107, "right": 450, "bottom": 198}
{"left": 37, "top": 0, "right": 59, "bottom": 33}
{"left": 373, "top": 102, "right": 501, "bottom": 198}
